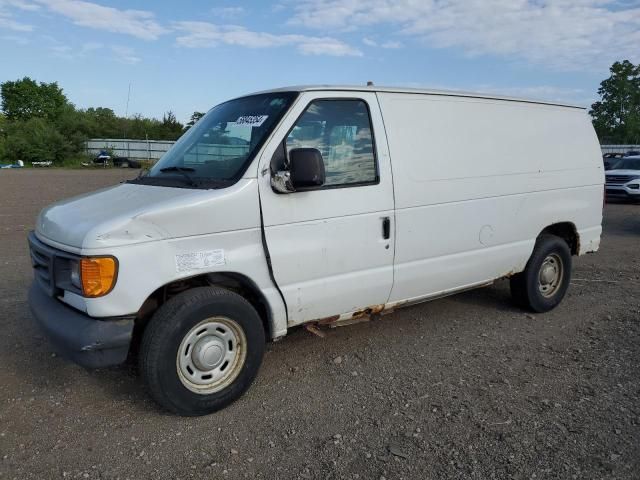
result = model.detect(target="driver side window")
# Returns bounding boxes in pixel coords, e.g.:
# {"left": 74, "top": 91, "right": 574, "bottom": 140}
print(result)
{"left": 285, "top": 99, "right": 378, "bottom": 187}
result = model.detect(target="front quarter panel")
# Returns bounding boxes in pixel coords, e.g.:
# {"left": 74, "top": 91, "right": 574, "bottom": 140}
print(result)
{"left": 76, "top": 180, "right": 287, "bottom": 338}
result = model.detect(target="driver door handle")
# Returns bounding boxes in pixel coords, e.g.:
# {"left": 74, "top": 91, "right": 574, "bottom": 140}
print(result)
{"left": 382, "top": 217, "right": 390, "bottom": 240}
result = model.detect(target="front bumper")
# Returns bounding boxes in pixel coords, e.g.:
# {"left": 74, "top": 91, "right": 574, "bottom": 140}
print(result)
{"left": 28, "top": 282, "right": 134, "bottom": 368}
{"left": 606, "top": 184, "right": 640, "bottom": 197}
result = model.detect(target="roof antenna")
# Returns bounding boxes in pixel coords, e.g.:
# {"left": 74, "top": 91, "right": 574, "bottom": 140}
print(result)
{"left": 366, "top": 81, "right": 374, "bottom": 86}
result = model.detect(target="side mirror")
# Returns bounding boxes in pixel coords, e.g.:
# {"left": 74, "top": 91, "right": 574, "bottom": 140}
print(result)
{"left": 289, "top": 148, "right": 325, "bottom": 189}
{"left": 271, "top": 147, "right": 326, "bottom": 193}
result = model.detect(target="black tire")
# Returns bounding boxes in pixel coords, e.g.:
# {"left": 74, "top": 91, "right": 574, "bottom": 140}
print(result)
{"left": 139, "top": 287, "right": 265, "bottom": 416}
{"left": 510, "top": 234, "right": 572, "bottom": 313}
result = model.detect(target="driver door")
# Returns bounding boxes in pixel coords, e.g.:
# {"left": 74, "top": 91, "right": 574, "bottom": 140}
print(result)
{"left": 257, "top": 91, "right": 395, "bottom": 325}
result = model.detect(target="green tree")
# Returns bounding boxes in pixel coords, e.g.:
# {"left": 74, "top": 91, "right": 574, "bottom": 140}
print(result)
{"left": 160, "top": 110, "right": 184, "bottom": 139}
{"left": 0, "top": 76, "right": 187, "bottom": 164}
{"left": 185, "top": 111, "right": 205, "bottom": 130}
{"left": 1, "top": 77, "right": 68, "bottom": 122}
{"left": 4, "top": 117, "right": 74, "bottom": 163}
{"left": 590, "top": 60, "right": 640, "bottom": 144}
{"left": 0, "top": 113, "right": 7, "bottom": 161}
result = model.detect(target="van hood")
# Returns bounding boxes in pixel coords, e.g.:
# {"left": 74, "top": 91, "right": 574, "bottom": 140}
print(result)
{"left": 36, "top": 180, "right": 259, "bottom": 250}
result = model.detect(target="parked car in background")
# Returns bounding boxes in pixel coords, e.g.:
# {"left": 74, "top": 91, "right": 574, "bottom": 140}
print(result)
{"left": 93, "top": 150, "right": 140, "bottom": 168}
{"left": 28, "top": 85, "right": 603, "bottom": 416}
{"left": 603, "top": 152, "right": 624, "bottom": 170}
{"left": 605, "top": 156, "right": 640, "bottom": 200}
{"left": 93, "top": 150, "right": 111, "bottom": 164}
{"left": 112, "top": 157, "right": 141, "bottom": 169}
{"left": 0, "top": 160, "right": 24, "bottom": 169}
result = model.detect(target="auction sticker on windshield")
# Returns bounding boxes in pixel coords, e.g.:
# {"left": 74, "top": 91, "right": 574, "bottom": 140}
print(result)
{"left": 236, "top": 115, "right": 268, "bottom": 127}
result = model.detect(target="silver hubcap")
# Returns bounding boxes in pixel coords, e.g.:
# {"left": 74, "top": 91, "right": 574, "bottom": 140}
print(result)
{"left": 538, "top": 253, "right": 563, "bottom": 298}
{"left": 177, "top": 317, "right": 246, "bottom": 394}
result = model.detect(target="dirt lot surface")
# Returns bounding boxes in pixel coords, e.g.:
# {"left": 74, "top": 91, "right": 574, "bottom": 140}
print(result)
{"left": 0, "top": 169, "right": 639, "bottom": 480}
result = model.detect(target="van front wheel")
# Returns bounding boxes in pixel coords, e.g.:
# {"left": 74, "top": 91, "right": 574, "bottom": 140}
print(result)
{"left": 139, "top": 287, "right": 265, "bottom": 416}
{"left": 510, "top": 234, "right": 572, "bottom": 313}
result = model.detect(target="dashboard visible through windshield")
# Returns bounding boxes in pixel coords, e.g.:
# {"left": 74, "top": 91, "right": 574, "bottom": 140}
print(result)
{"left": 130, "top": 91, "right": 298, "bottom": 189}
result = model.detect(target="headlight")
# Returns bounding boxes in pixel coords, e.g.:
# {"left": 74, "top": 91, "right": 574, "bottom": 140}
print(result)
{"left": 79, "top": 257, "right": 118, "bottom": 297}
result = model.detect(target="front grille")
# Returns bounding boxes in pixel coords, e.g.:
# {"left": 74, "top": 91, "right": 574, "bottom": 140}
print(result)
{"left": 28, "top": 232, "right": 58, "bottom": 296}
{"left": 606, "top": 175, "right": 635, "bottom": 185}
{"left": 28, "top": 232, "right": 80, "bottom": 297}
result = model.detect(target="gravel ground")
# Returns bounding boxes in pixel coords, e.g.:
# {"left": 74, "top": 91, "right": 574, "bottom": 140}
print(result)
{"left": 0, "top": 169, "right": 639, "bottom": 480}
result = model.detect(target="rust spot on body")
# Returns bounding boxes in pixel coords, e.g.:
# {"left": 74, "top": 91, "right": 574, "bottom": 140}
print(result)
{"left": 305, "top": 324, "right": 326, "bottom": 338}
{"left": 316, "top": 315, "right": 340, "bottom": 325}
{"left": 351, "top": 304, "right": 385, "bottom": 319}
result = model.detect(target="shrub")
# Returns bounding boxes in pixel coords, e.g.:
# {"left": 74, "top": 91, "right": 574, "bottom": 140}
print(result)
{"left": 4, "top": 118, "right": 75, "bottom": 164}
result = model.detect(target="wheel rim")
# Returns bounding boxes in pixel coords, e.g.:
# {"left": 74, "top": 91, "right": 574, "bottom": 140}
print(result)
{"left": 538, "top": 253, "right": 563, "bottom": 298}
{"left": 176, "top": 317, "right": 247, "bottom": 394}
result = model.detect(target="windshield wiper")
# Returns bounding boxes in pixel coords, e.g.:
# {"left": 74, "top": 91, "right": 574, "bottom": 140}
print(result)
{"left": 159, "top": 166, "right": 196, "bottom": 186}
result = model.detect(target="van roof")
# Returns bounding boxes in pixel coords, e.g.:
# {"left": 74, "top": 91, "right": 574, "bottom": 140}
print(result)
{"left": 248, "top": 85, "right": 585, "bottom": 110}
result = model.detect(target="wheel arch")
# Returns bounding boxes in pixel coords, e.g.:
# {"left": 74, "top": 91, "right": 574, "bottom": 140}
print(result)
{"left": 539, "top": 222, "right": 579, "bottom": 255}
{"left": 130, "top": 271, "right": 275, "bottom": 357}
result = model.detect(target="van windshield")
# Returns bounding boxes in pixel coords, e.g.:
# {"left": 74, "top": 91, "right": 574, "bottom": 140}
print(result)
{"left": 131, "top": 92, "right": 297, "bottom": 189}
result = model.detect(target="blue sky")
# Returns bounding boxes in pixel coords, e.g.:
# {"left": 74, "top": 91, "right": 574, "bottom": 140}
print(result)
{"left": 1, "top": 0, "right": 639, "bottom": 123}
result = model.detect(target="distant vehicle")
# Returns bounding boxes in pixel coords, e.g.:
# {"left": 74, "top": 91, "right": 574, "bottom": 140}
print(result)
{"left": 93, "top": 150, "right": 111, "bottom": 164}
{"left": 0, "top": 160, "right": 24, "bottom": 169}
{"left": 603, "top": 152, "right": 624, "bottom": 170}
{"left": 112, "top": 157, "right": 141, "bottom": 169}
{"left": 605, "top": 156, "right": 640, "bottom": 200}
{"left": 28, "top": 85, "right": 604, "bottom": 416}
{"left": 93, "top": 150, "right": 140, "bottom": 168}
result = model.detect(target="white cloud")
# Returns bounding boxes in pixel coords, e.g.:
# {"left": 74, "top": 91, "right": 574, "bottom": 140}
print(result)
{"left": 381, "top": 40, "right": 402, "bottom": 49}
{"left": 289, "top": 0, "right": 640, "bottom": 71}
{"left": 211, "top": 6, "right": 245, "bottom": 19}
{"left": 48, "top": 42, "right": 141, "bottom": 65}
{"left": 1, "top": 0, "right": 40, "bottom": 11}
{"left": 49, "top": 44, "right": 74, "bottom": 59}
{"left": 363, "top": 37, "right": 402, "bottom": 49}
{"left": 2, "top": 33, "right": 28, "bottom": 43}
{"left": 0, "top": 1, "right": 33, "bottom": 31}
{"left": 80, "top": 41, "right": 102, "bottom": 53}
{"left": 174, "top": 21, "right": 362, "bottom": 57}
{"left": 33, "top": 0, "right": 166, "bottom": 40}
{"left": 0, "top": 14, "right": 31, "bottom": 30}
{"left": 111, "top": 45, "right": 140, "bottom": 64}
{"left": 43, "top": 38, "right": 137, "bottom": 64}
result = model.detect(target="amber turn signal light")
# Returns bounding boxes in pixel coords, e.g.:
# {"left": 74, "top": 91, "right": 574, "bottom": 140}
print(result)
{"left": 80, "top": 257, "right": 118, "bottom": 297}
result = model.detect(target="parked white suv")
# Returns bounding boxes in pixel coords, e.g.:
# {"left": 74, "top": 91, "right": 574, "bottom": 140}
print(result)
{"left": 28, "top": 85, "right": 604, "bottom": 415}
{"left": 605, "top": 156, "right": 640, "bottom": 200}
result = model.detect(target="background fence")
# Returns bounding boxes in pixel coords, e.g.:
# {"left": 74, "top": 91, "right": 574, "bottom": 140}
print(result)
{"left": 86, "top": 138, "right": 640, "bottom": 162}
{"left": 600, "top": 144, "right": 640, "bottom": 154}
{"left": 86, "top": 139, "right": 175, "bottom": 160}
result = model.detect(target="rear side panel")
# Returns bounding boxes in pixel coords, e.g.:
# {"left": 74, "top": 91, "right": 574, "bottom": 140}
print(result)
{"left": 377, "top": 92, "right": 603, "bottom": 303}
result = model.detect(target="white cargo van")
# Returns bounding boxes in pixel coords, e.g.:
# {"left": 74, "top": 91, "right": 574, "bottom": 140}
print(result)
{"left": 28, "top": 86, "right": 604, "bottom": 415}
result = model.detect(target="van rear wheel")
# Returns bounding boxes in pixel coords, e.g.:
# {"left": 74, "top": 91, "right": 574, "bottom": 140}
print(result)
{"left": 510, "top": 234, "right": 572, "bottom": 313}
{"left": 139, "top": 287, "right": 265, "bottom": 416}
